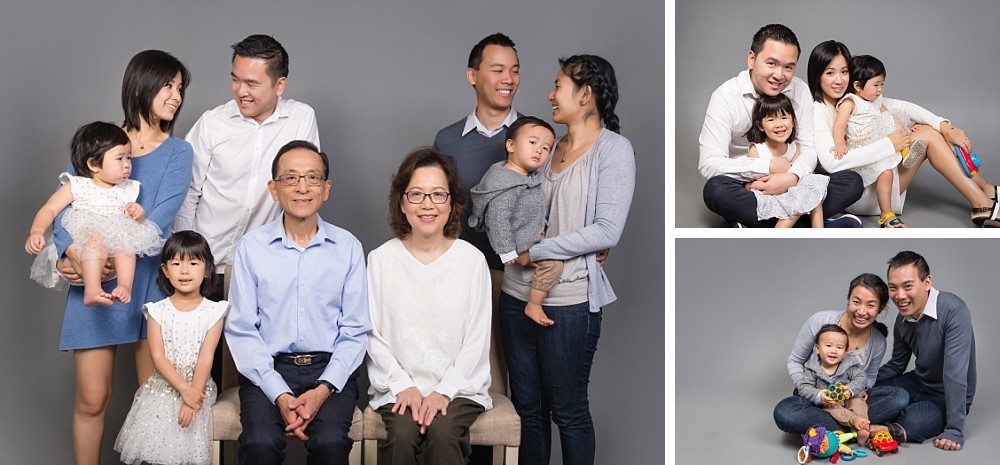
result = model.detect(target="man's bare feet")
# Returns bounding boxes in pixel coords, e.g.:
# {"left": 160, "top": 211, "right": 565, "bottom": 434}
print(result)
{"left": 525, "top": 302, "right": 554, "bottom": 326}
{"left": 934, "top": 438, "right": 962, "bottom": 450}
{"left": 110, "top": 286, "right": 131, "bottom": 304}
{"left": 83, "top": 288, "right": 115, "bottom": 307}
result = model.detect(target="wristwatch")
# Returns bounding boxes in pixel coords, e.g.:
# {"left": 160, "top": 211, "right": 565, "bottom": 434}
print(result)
{"left": 315, "top": 380, "right": 335, "bottom": 396}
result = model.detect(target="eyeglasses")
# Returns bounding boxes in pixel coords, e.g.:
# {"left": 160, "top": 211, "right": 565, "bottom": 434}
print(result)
{"left": 403, "top": 190, "right": 450, "bottom": 204}
{"left": 275, "top": 172, "right": 326, "bottom": 187}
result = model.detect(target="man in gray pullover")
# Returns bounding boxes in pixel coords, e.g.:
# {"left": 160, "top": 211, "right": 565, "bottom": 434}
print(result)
{"left": 877, "top": 251, "right": 976, "bottom": 451}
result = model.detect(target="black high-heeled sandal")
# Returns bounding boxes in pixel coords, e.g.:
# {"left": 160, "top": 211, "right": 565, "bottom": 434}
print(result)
{"left": 972, "top": 198, "right": 1000, "bottom": 227}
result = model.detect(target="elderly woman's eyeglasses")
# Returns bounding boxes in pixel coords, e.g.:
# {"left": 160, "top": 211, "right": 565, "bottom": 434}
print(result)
{"left": 403, "top": 191, "right": 450, "bottom": 204}
{"left": 275, "top": 172, "right": 326, "bottom": 187}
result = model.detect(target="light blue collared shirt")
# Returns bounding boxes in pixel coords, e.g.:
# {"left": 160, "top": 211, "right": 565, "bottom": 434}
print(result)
{"left": 225, "top": 216, "right": 371, "bottom": 403}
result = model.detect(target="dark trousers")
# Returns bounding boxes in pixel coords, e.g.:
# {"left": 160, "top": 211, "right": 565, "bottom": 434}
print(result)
{"left": 237, "top": 365, "right": 359, "bottom": 465}
{"left": 876, "top": 372, "right": 972, "bottom": 443}
{"left": 703, "top": 171, "right": 863, "bottom": 227}
{"left": 377, "top": 397, "right": 484, "bottom": 465}
{"left": 773, "top": 385, "right": 909, "bottom": 434}
{"left": 499, "top": 292, "right": 600, "bottom": 465}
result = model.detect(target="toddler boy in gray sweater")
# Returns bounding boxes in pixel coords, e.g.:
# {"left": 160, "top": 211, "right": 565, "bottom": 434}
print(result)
{"left": 469, "top": 116, "right": 562, "bottom": 325}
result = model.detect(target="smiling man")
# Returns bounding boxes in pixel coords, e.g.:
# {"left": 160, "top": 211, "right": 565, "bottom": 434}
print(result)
{"left": 225, "top": 141, "right": 371, "bottom": 464}
{"left": 434, "top": 33, "right": 522, "bottom": 271}
{"left": 698, "top": 24, "right": 863, "bottom": 227}
{"left": 877, "top": 251, "right": 976, "bottom": 451}
{"left": 176, "top": 34, "right": 320, "bottom": 295}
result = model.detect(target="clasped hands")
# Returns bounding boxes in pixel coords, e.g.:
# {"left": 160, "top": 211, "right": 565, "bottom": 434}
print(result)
{"left": 276, "top": 384, "right": 333, "bottom": 440}
{"left": 392, "top": 387, "right": 451, "bottom": 434}
{"left": 178, "top": 384, "right": 207, "bottom": 428}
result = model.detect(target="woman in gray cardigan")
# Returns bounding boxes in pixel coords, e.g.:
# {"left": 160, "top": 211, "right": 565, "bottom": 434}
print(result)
{"left": 773, "top": 273, "right": 909, "bottom": 438}
{"left": 501, "top": 55, "right": 635, "bottom": 465}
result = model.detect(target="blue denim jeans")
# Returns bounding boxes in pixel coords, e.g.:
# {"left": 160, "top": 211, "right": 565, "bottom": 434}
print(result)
{"left": 773, "top": 385, "right": 910, "bottom": 434}
{"left": 876, "top": 371, "right": 971, "bottom": 443}
{"left": 499, "top": 292, "right": 600, "bottom": 465}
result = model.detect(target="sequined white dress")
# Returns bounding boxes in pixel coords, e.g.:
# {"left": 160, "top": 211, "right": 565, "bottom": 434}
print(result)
{"left": 115, "top": 298, "right": 227, "bottom": 465}
{"left": 59, "top": 172, "right": 164, "bottom": 259}
{"left": 751, "top": 141, "right": 830, "bottom": 221}
{"left": 839, "top": 94, "right": 903, "bottom": 187}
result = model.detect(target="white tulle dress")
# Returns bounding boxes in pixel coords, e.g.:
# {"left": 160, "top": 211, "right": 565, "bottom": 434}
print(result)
{"left": 114, "top": 298, "right": 228, "bottom": 465}
{"left": 29, "top": 173, "right": 163, "bottom": 288}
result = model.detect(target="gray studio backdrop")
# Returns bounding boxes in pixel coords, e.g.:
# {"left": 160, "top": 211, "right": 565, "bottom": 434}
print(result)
{"left": 0, "top": 1, "right": 664, "bottom": 464}
{"left": 675, "top": 0, "right": 1000, "bottom": 227}
{"left": 676, "top": 239, "right": 999, "bottom": 465}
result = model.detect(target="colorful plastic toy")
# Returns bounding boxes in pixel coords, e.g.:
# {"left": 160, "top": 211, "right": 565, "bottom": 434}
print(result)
{"left": 953, "top": 144, "right": 981, "bottom": 177}
{"left": 798, "top": 425, "right": 859, "bottom": 463}
{"left": 827, "top": 382, "right": 848, "bottom": 405}
{"left": 867, "top": 431, "right": 899, "bottom": 456}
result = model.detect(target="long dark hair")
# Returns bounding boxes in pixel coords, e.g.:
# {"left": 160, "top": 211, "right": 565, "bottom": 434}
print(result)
{"left": 807, "top": 40, "right": 852, "bottom": 103}
{"left": 157, "top": 231, "right": 217, "bottom": 297}
{"left": 558, "top": 54, "right": 620, "bottom": 133}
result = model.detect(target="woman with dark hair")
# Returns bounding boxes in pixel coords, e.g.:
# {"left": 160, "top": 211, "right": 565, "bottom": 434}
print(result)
{"left": 366, "top": 147, "right": 492, "bottom": 465}
{"left": 52, "top": 50, "right": 193, "bottom": 465}
{"left": 504, "top": 55, "right": 635, "bottom": 465}
{"left": 809, "top": 40, "right": 999, "bottom": 227}
{"left": 773, "top": 274, "right": 909, "bottom": 439}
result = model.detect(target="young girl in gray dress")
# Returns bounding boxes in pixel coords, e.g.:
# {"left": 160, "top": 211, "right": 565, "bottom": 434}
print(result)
{"left": 746, "top": 94, "right": 829, "bottom": 227}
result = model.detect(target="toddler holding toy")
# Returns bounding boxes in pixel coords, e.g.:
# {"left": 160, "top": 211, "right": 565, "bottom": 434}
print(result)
{"left": 25, "top": 122, "right": 163, "bottom": 306}
{"left": 797, "top": 324, "right": 889, "bottom": 444}
{"left": 833, "top": 55, "right": 926, "bottom": 228}
{"left": 469, "top": 116, "right": 563, "bottom": 325}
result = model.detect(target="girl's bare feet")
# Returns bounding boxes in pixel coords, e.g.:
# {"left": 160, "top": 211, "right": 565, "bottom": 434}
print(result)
{"left": 110, "top": 286, "right": 131, "bottom": 304}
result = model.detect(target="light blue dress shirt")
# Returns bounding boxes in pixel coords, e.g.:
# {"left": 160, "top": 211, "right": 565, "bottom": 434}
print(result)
{"left": 225, "top": 216, "right": 371, "bottom": 403}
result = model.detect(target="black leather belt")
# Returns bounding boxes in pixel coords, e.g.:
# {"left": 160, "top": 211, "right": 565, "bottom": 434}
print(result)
{"left": 274, "top": 352, "right": 331, "bottom": 366}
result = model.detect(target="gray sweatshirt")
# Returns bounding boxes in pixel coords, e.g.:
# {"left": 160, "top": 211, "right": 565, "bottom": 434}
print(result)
{"left": 468, "top": 162, "right": 546, "bottom": 262}
{"left": 799, "top": 352, "right": 867, "bottom": 405}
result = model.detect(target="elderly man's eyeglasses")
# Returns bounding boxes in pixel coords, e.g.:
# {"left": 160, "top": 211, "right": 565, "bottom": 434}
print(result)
{"left": 275, "top": 172, "right": 326, "bottom": 187}
{"left": 403, "top": 191, "right": 450, "bottom": 204}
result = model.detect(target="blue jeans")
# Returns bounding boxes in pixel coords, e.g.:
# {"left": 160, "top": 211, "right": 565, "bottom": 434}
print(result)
{"left": 773, "top": 385, "right": 909, "bottom": 434}
{"left": 499, "top": 292, "right": 600, "bottom": 465}
{"left": 876, "top": 372, "right": 971, "bottom": 443}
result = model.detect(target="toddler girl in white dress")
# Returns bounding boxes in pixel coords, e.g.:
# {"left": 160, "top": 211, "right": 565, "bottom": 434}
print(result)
{"left": 25, "top": 122, "right": 163, "bottom": 305}
{"left": 745, "top": 94, "right": 829, "bottom": 228}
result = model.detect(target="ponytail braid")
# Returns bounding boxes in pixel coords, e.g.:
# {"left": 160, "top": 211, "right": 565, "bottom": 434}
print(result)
{"left": 559, "top": 54, "right": 621, "bottom": 133}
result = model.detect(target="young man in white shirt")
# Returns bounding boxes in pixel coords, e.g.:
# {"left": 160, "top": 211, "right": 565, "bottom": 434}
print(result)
{"left": 698, "top": 24, "right": 864, "bottom": 227}
{"left": 176, "top": 34, "right": 321, "bottom": 294}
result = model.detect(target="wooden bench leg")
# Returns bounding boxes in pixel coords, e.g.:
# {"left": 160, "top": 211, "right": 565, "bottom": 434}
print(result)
{"left": 364, "top": 439, "right": 378, "bottom": 465}
{"left": 504, "top": 446, "right": 519, "bottom": 465}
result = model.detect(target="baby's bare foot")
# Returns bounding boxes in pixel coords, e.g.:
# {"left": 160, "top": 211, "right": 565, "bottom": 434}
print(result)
{"left": 856, "top": 428, "right": 870, "bottom": 445}
{"left": 111, "top": 286, "right": 131, "bottom": 304}
{"left": 83, "top": 288, "right": 115, "bottom": 307}
{"left": 525, "top": 303, "right": 554, "bottom": 327}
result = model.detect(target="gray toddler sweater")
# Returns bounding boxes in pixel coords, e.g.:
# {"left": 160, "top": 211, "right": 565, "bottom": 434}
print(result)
{"left": 468, "top": 162, "right": 545, "bottom": 261}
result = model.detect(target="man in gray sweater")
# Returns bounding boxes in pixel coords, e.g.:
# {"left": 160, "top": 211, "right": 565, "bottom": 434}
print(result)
{"left": 877, "top": 251, "right": 976, "bottom": 451}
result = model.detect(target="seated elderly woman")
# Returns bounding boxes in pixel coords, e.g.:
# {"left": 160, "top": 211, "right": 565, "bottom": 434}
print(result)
{"left": 365, "top": 147, "right": 492, "bottom": 465}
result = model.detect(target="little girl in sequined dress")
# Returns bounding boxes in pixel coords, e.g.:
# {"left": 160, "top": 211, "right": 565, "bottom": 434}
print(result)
{"left": 114, "top": 231, "right": 226, "bottom": 465}
{"left": 25, "top": 122, "right": 164, "bottom": 306}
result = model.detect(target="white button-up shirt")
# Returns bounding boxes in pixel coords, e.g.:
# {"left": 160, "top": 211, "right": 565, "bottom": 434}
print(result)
{"left": 698, "top": 69, "right": 816, "bottom": 182}
{"left": 176, "top": 97, "right": 320, "bottom": 268}
{"left": 462, "top": 107, "right": 519, "bottom": 137}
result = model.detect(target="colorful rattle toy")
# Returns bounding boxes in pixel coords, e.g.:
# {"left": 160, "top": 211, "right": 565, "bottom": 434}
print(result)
{"left": 827, "top": 382, "right": 848, "bottom": 405}
{"left": 867, "top": 430, "right": 899, "bottom": 457}
{"left": 798, "top": 425, "right": 859, "bottom": 463}
{"left": 954, "top": 144, "right": 981, "bottom": 177}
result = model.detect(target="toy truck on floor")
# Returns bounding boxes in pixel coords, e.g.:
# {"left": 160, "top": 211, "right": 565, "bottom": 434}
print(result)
{"left": 867, "top": 431, "right": 899, "bottom": 456}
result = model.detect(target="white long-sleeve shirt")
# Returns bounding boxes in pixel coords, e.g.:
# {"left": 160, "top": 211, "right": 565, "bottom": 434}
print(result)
{"left": 175, "top": 97, "right": 320, "bottom": 268}
{"left": 365, "top": 238, "right": 493, "bottom": 410}
{"left": 698, "top": 69, "right": 816, "bottom": 182}
{"left": 814, "top": 97, "right": 947, "bottom": 214}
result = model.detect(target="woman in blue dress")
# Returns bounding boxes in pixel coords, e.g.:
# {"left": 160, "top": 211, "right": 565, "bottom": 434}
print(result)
{"left": 52, "top": 50, "right": 193, "bottom": 465}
